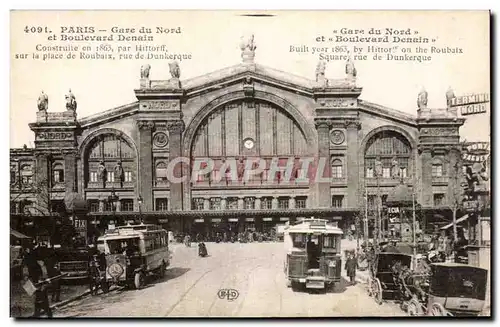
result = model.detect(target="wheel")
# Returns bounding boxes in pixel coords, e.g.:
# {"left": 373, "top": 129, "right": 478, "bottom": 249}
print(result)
{"left": 159, "top": 261, "right": 166, "bottom": 279}
{"left": 101, "top": 281, "right": 109, "bottom": 294}
{"left": 367, "top": 277, "right": 373, "bottom": 297}
{"left": 134, "top": 271, "right": 146, "bottom": 289}
{"left": 291, "top": 281, "right": 301, "bottom": 292}
{"left": 407, "top": 299, "right": 422, "bottom": 316}
{"left": 372, "top": 278, "right": 383, "bottom": 305}
{"left": 430, "top": 303, "right": 447, "bottom": 316}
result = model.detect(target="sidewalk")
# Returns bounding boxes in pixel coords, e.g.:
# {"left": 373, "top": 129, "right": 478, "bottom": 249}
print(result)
{"left": 10, "top": 280, "right": 89, "bottom": 317}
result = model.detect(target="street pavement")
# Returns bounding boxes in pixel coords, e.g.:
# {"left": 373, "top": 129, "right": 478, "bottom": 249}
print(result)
{"left": 54, "top": 241, "right": 405, "bottom": 317}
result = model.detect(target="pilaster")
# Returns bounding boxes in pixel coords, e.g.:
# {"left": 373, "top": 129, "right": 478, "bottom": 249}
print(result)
{"left": 137, "top": 120, "right": 155, "bottom": 211}
{"left": 345, "top": 119, "right": 361, "bottom": 207}
{"left": 167, "top": 120, "right": 185, "bottom": 211}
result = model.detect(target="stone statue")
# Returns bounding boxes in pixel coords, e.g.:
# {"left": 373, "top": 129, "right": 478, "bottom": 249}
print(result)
{"left": 315, "top": 60, "right": 326, "bottom": 82}
{"left": 140, "top": 64, "right": 151, "bottom": 79}
{"left": 446, "top": 86, "right": 455, "bottom": 108}
{"left": 65, "top": 89, "right": 77, "bottom": 111}
{"left": 345, "top": 55, "right": 357, "bottom": 78}
{"left": 240, "top": 34, "right": 257, "bottom": 63}
{"left": 114, "top": 161, "right": 124, "bottom": 182}
{"left": 417, "top": 87, "right": 428, "bottom": 109}
{"left": 97, "top": 160, "right": 107, "bottom": 182}
{"left": 169, "top": 61, "right": 181, "bottom": 79}
{"left": 391, "top": 157, "right": 400, "bottom": 179}
{"left": 37, "top": 91, "right": 48, "bottom": 111}
{"left": 374, "top": 157, "right": 383, "bottom": 177}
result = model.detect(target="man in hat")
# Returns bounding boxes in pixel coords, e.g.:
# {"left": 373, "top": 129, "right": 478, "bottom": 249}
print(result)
{"left": 345, "top": 252, "right": 358, "bottom": 285}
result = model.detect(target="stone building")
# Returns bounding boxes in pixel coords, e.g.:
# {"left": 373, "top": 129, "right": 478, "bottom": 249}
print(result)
{"left": 10, "top": 40, "right": 467, "bottom": 240}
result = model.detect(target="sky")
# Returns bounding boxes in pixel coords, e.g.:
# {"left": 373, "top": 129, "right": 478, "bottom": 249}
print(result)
{"left": 10, "top": 10, "right": 490, "bottom": 148}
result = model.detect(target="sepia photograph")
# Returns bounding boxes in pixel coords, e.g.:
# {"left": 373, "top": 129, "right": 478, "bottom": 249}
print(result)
{"left": 9, "top": 10, "right": 491, "bottom": 318}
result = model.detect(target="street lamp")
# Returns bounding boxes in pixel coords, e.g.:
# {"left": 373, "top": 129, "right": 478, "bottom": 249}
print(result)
{"left": 108, "top": 188, "right": 119, "bottom": 226}
{"left": 137, "top": 195, "right": 143, "bottom": 224}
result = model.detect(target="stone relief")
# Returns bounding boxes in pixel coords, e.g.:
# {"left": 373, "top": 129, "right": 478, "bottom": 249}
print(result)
{"left": 330, "top": 130, "right": 346, "bottom": 145}
{"left": 153, "top": 132, "right": 169, "bottom": 148}
{"left": 37, "top": 132, "right": 73, "bottom": 140}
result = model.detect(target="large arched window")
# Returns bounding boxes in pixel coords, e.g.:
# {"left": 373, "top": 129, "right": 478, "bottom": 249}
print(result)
{"left": 52, "top": 163, "right": 64, "bottom": 184}
{"left": 85, "top": 133, "right": 136, "bottom": 188}
{"left": 364, "top": 130, "right": 412, "bottom": 179}
{"left": 331, "top": 158, "right": 343, "bottom": 179}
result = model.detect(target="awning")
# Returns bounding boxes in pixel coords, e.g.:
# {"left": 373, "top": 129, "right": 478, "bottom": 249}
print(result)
{"left": 10, "top": 229, "right": 31, "bottom": 239}
{"left": 440, "top": 215, "right": 470, "bottom": 230}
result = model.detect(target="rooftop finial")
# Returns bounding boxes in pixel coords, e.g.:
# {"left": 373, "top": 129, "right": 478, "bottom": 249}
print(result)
{"left": 417, "top": 87, "right": 428, "bottom": 110}
{"left": 240, "top": 34, "right": 256, "bottom": 64}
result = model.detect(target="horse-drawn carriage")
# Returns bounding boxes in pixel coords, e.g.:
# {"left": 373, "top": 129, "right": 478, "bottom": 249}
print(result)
{"left": 367, "top": 242, "right": 488, "bottom": 316}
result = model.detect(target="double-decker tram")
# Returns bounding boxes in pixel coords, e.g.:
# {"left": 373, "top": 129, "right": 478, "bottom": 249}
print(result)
{"left": 283, "top": 218, "right": 343, "bottom": 291}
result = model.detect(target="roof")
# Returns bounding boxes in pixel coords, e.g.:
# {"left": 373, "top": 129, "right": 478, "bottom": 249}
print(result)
{"left": 286, "top": 219, "right": 343, "bottom": 235}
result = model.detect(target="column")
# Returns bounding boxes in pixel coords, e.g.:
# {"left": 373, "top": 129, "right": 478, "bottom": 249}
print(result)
{"left": 63, "top": 150, "right": 77, "bottom": 193}
{"left": 272, "top": 197, "right": 279, "bottom": 209}
{"left": 289, "top": 196, "right": 296, "bottom": 209}
{"left": 314, "top": 119, "right": 332, "bottom": 208}
{"left": 99, "top": 200, "right": 104, "bottom": 212}
{"left": 137, "top": 121, "right": 154, "bottom": 211}
{"left": 221, "top": 197, "right": 227, "bottom": 210}
{"left": 35, "top": 153, "right": 50, "bottom": 215}
{"left": 419, "top": 146, "right": 433, "bottom": 206}
{"left": 167, "top": 120, "right": 185, "bottom": 211}
{"left": 254, "top": 196, "right": 262, "bottom": 210}
{"left": 115, "top": 201, "right": 121, "bottom": 212}
{"left": 203, "top": 197, "right": 210, "bottom": 210}
{"left": 238, "top": 197, "right": 245, "bottom": 210}
{"left": 345, "top": 120, "right": 360, "bottom": 207}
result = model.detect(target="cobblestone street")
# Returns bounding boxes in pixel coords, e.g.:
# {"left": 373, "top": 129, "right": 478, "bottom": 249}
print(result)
{"left": 54, "top": 242, "right": 405, "bottom": 317}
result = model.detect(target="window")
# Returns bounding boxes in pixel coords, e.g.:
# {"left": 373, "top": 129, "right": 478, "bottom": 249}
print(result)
{"left": 261, "top": 197, "right": 272, "bottom": 209}
{"left": 89, "top": 200, "right": 100, "bottom": 213}
{"left": 10, "top": 170, "right": 16, "bottom": 184}
{"left": 104, "top": 201, "right": 114, "bottom": 212}
{"left": 323, "top": 235, "right": 337, "bottom": 248}
{"left": 210, "top": 198, "right": 221, "bottom": 210}
{"left": 22, "top": 175, "right": 33, "bottom": 185}
{"left": 367, "top": 195, "right": 376, "bottom": 208}
{"left": 331, "top": 159, "right": 343, "bottom": 178}
{"left": 156, "top": 162, "right": 168, "bottom": 181}
{"left": 20, "top": 165, "right": 33, "bottom": 185}
{"left": 366, "top": 167, "right": 374, "bottom": 178}
{"left": 121, "top": 199, "right": 134, "bottom": 212}
{"left": 156, "top": 198, "right": 168, "bottom": 211}
{"left": 278, "top": 198, "right": 289, "bottom": 209}
{"left": 124, "top": 171, "right": 133, "bottom": 182}
{"left": 332, "top": 195, "right": 344, "bottom": 208}
{"left": 364, "top": 131, "right": 412, "bottom": 178}
{"left": 52, "top": 164, "right": 64, "bottom": 184}
{"left": 192, "top": 198, "right": 204, "bottom": 210}
{"left": 296, "top": 197, "right": 307, "bottom": 209}
{"left": 107, "top": 171, "right": 115, "bottom": 182}
{"left": 400, "top": 167, "right": 407, "bottom": 178}
{"left": 90, "top": 171, "right": 98, "bottom": 182}
{"left": 432, "top": 164, "right": 443, "bottom": 177}
{"left": 433, "top": 193, "right": 445, "bottom": 206}
{"left": 244, "top": 197, "right": 254, "bottom": 209}
{"left": 291, "top": 233, "right": 306, "bottom": 249}
{"left": 382, "top": 167, "right": 391, "bottom": 178}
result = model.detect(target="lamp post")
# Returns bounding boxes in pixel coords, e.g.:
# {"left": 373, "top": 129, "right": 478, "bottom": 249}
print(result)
{"left": 108, "top": 188, "right": 119, "bottom": 227}
{"left": 137, "top": 195, "right": 143, "bottom": 224}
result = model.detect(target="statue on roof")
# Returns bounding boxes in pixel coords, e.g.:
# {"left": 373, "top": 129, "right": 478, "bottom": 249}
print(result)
{"left": 417, "top": 87, "right": 428, "bottom": 109}
{"left": 315, "top": 59, "right": 328, "bottom": 86}
{"left": 37, "top": 91, "right": 48, "bottom": 111}
{"left": 65, "top": 89, "right": 77, "bottom": 111}
{"left": 140, "top": 64, "right": 151, "bottom": 79}
{"left": 240, "top": 34, "right": 257, "bottom": 63}
{"left": 169, "top": 61, "right": 181, "bottom": 79}
{"left": 446, "top": 86, "right": 455, "bottom": 108}
{"left": 374, "top": 157, "right": 383, "bottom": 178}
{"left": 345, "top": 53, "right": 357, "bottom": 78}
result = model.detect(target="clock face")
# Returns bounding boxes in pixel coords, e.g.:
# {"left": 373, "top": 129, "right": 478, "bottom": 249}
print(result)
{"left": 243, "top": 138, "right": 255, "bottom": 149}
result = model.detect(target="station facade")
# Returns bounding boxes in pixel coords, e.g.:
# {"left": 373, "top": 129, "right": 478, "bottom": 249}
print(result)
{"left": 10, "top": 44, "right": 467, "bottom": 241}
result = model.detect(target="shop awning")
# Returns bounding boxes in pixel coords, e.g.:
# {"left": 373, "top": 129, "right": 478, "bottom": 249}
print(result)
{"left": 440, "top": 214, "right": 470, "bottom": 230}
{"left": 10, "top": 229, "right": 31, "bottom": 239}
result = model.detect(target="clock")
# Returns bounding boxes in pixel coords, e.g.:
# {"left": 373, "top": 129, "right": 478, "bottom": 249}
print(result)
{"left": 243, "top": 138, "right": 255, "bottom": 150}
{"left": 330, "top": 130, "right": 345, "bottom": 145}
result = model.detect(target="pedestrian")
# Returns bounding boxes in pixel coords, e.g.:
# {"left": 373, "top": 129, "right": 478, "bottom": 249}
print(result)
{"left": 45, "top": 259, "right": 61, "bottom": 303}
{"left": 345, "top": 252, "right": 358, "bottom": 285}
{"left": 88, "top": 259, "right": 100, "bottom": 295}
{"left": 31, "top": 275, "right": 53, "bottom": 318}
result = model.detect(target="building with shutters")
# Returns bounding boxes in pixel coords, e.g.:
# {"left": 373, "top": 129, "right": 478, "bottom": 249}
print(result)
{"left": 10, "top": 43, "right": 469, "bottom": 241}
